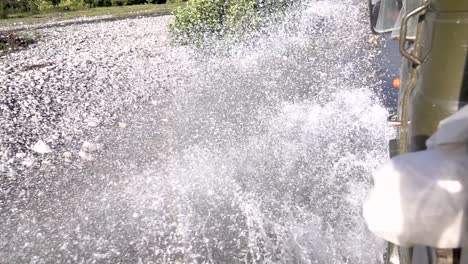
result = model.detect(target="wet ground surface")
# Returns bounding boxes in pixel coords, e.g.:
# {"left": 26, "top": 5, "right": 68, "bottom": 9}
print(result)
{"left": 374, "top": 38, "right": 400, "bottom": 111}
{"left": 0, "top": 2, "right": 396, "bottom": 262}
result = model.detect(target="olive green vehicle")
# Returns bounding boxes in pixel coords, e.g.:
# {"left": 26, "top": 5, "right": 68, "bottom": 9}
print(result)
{"left": 368, "top": 0, "right": 468, "bottom": 263}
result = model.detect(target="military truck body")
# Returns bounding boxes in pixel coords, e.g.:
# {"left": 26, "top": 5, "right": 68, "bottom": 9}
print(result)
{"left": 368, "top": 0, "right": 468, "bottom": 263}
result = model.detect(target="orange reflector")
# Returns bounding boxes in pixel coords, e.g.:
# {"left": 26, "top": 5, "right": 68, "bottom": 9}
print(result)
{"left": 393, "top": 78, "right": 401, "bottom": 89}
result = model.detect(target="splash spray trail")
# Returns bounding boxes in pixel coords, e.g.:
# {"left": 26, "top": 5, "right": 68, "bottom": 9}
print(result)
{"left": 0, "top": 0, "right": 393, "bottom": 263}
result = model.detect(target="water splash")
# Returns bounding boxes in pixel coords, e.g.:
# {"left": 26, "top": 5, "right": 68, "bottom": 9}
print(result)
{"left": 0, "top": 0, "right": 393, "bottom": 263}
{"left": 122, "top": 89, "right": 391, "bottom": 263}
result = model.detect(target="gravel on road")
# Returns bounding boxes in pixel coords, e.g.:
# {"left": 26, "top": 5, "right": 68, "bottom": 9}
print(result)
{"left": 0, "top": 15, "right": 191, "bottom": 183}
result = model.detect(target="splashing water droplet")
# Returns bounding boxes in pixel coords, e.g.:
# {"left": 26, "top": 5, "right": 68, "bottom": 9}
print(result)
{"left": 0, "top": 0, "right": 394, "bottom": 263}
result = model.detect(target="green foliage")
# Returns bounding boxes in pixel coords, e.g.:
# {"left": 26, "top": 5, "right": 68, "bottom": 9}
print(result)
{"left": 147, "top": 0, "right": 167, "bottom": 4}
{"left": 225, "top": 0, "right": 266, "bottom": 36}
{"left": 0, "top": 0, "right": 181, "bottom": 19}
{"left": 83, "top": 0, "right": 94, "bottom": 7}
{"left": 0, "top": 0, "right": 44, "bottom": 16}
{"left": 170, "top": 0, "right": 295, "bottom": 44}
{"left": 111, "top": 0, "right": 124, "bottom": 6}
{"left": 124, "top": 0, "right": 146, "bottom": 5}
{"left": 48, "top": 0, "right": 62, "bottom": 7}
{"left": 171, "top": 0, "right": 226, "bottom": 41}
{"left": 94, "top": 0, "right": 111, "bottom": 6}
{"left": 28, "top": 0, "right": 41, "bottom": 10}
{"left": 60, "top": 0, "right": 87, "bottom": 7}
{"left": 0, "top": 0, "right": 8, "bottom": 18}
{"left": 1, "top": 0, "right": 30, "bottom": 13}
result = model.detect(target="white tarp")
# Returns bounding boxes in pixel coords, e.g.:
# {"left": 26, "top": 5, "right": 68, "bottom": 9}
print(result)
{"left": 363, "top": 106, "right": 468, "bottom": 248}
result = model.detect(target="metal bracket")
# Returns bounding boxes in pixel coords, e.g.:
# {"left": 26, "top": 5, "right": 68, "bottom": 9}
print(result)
{"left": 387, "top": 114, "right": 402, "bottom": 127}
{"left": 399, "top": 0, "right": 430, "bottom": 66}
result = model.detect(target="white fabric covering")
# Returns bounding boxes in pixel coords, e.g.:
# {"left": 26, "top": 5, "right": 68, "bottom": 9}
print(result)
{"left": 363, "top": 106, "right": 468, "bottom": 248}
{"left": 427, "top": 106, "right": 468, "bottom": 147}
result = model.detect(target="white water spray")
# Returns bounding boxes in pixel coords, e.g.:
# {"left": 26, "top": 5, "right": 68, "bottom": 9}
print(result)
{"left": 0, "top": 0, "right": 393, "bottom": 263}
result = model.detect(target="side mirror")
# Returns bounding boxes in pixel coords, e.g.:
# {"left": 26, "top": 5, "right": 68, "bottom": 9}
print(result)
{"left": 369, "top": 0, "right": 382, "bottom": 34}
{"left": 368, "top": 0, "right": 403, "bottom": 35}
